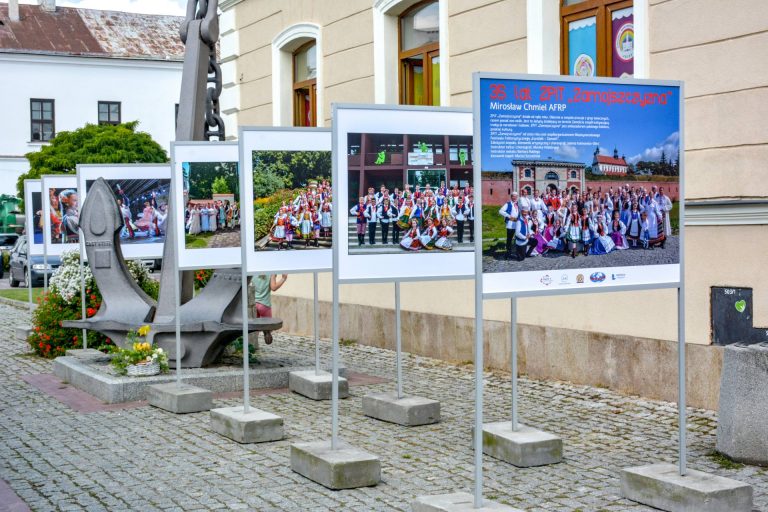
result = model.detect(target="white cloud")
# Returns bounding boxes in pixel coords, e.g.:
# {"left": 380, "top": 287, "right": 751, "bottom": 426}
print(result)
{"left": 49, "top": 0, "right": 186, "bottom": 16}
{"left": 553, "top": 144, "right": 579, "bottom": 160}
{"left": 627, "top": 131, "right": 680, "bottom": 165}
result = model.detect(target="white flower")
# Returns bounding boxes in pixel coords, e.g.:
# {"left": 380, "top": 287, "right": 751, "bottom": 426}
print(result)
{"left": 146, "top": 356, "right": 152, "bottom": 362}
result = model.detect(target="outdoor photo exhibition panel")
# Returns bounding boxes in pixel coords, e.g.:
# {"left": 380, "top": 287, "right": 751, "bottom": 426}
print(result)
{"left": 77, "top": 164, "right": 171, "bottom": 260}
{"left": 24, "top": 180, "right": 43, "bottom": 256}
{"left": 475, "top": 74, "right": 683, "bottom": 298}
{"left": 171, "top": 142, "right": 240, "bottom": 270}
{"left": 333, "top": 105, "right": 474, "bottom": 283}
{"left": 41, "top": 174, "right": 80, "bottom": 257}
{"left": 239, "top": 127, "right": 332, "bottom": 275}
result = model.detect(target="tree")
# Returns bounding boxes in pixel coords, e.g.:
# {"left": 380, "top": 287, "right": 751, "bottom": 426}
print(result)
{"left": 188, "top": 161, "right": 239, "bottom": 200}
{"left": 252, "top": 150, "right": 331, "bottom": 190}
{"left": 17, "top": 122, "right": 167, "bottom": 199}
{"left": 211, "top": 176, "right": 232, "bottom": 195}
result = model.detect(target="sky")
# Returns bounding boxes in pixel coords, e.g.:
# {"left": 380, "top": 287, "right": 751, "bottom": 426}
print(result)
{"left": 18, "top": 0, "right": 186, "bottom": 15}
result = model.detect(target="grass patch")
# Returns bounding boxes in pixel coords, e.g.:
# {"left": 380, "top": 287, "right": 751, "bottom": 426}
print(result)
{"left": 340, "top": 338, "right": 356, "bottom": 347}
{"left": 0, "top": 288, "right": 44, "bottom": 303}
{"left": 708, "top": 451, "right": 744, "bottom": 470}
{"left": 401, "top": 454, "right": 412, "bottom": 459}
{"left": 185, "top": 232, "right": 214, "bottom": 249}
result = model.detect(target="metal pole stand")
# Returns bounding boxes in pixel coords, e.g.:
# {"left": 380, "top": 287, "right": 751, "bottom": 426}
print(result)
{"left": 289, "top": 269, "right": 380, "bottom": 489}
{"left": 361, "top": 281, "right": 440, "bottom": 427}
{"left": 480, "top": 297, "right": 564, "bottom": 469}
{"left": 620, "top": 286, "right": 753, "bottom": 511}
{"left": 288, "top": 272, "right": 348, "bottom": 400}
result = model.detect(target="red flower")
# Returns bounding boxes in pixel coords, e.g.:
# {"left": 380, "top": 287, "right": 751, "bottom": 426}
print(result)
{"left": 87, "top": 307, "right": 96, "bottom": 316}
{"left": 73, "top": 335, "right": 78, "bottom": 341}
{"left": 90, "top": 294, "right": 96, "bottom": 300}
{"left": 39, "top": 342, "right": 43, "bottom": 348}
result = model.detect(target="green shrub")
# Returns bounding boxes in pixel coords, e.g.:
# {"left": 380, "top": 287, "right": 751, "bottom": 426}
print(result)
{"left": 1, "top": 250, "right": 8, "bottom": 271}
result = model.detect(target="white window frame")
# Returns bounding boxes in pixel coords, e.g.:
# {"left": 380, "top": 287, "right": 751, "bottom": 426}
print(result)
{"left": 526, "top": 0, "right": 648, "bottom": 78}
{"left": 271, "top": 23, "right": 323, "bottom": 127}
{"left": 373, "top": 0, "right": 449, "bottom": 106}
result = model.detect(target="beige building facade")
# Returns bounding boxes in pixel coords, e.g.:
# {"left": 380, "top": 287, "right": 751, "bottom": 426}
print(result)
{"left": 219, "top": 0, "right": 768, "bottom": 410}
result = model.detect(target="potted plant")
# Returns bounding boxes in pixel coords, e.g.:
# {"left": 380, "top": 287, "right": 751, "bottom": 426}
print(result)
{"left": 110, "top": 325, "right": 169, "bottom": 377}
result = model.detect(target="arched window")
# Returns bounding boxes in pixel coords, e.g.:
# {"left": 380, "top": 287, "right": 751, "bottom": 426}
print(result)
{"left": 293, "top": 41, "right": 317, "bottom": 127}
{"left": 524, "top": 186, "right": 533, "bottom": 195}
{"left": 524, "top": 168, "right": 532, "bottom": 178}
{"left": 400, "top": 1, "right": 439, "bottom": 105}
{"left": 570, "top": 170, "right": 577, "bottom": 179}
{"left": 545, "top": 171, "right": 559, "bottom": 180}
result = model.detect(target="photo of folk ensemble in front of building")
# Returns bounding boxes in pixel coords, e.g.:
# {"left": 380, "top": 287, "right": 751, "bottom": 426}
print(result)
{"left": 346, "top": 132, "right": 475, "bottom": 255}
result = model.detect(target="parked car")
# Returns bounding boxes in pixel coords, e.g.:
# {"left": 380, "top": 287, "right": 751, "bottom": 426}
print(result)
{"left": 7, "top": 235, "right": 61, "bottom": 287}
{"left": 0, "top": 233, "right": 19, "bottom": 279}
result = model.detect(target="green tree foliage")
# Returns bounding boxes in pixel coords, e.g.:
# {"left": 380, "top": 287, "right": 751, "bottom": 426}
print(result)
{"left": 188, "top": 161, "right": 239, "bottom": 201}
{"left": 211, "top": 175, "right": 232, "bottom": 195}
{"left": 251, "top": 150, "right": 331, "bottom": 192}
{"left": 253, "top": 169, "right": 287, "bottom": 199}
{"left": 17, "top": 122, "right": 168, "bottom": 199}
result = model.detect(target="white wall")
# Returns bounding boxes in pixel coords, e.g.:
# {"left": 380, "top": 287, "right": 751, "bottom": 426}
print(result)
{"left": 0, "top": 53, "right": 182, "bottom": 196}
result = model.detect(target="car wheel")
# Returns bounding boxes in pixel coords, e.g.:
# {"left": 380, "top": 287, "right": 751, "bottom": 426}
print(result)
{"left": 10, "top": 269, "right": 20, "bottom": 287}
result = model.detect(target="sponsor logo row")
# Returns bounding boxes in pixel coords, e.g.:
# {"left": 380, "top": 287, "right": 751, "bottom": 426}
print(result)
{"left": 539, "top": 271, "right": 627, "bottom": 286}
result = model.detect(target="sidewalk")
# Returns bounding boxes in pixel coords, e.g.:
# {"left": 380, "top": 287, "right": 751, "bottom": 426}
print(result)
{"left": 0, "top": 300, "right": 764, "bottom": 511}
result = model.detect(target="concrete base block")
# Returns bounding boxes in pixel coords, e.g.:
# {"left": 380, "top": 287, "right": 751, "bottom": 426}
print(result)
{"left": 620, "top": 463, "right": 753, "bottom": 512}
{"left": 289, "top": 370, "right": 348, "bottom": 400}
{"left": 65, "top": 348, "right": 111, "bottom": 363}
{"left": 15, "top": 326, "right": 31, "bottom": 341}
{"left": 210, "top": 406, "right": 283, "bottom": 443}
{"left": 412, "top": 492, "right": 523, "bottom": 511}
{"left": 147, "top": 383, "right": 212, "bottom": 414}
{"left": 290, "top": 440, "right": 380, "bottom": 490}
{"left": 362, "top": 391, "right": 440, "bottom": 426}
{"left": 477, "top": 422, "right": 562, "bottom": 467}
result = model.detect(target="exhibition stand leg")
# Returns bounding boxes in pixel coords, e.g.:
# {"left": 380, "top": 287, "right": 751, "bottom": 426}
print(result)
{"left": 288, "top": 272, "right": 349, "bottom": 400}
{"left": 14, "top": 259, "right": 33, "bottom": 343}
{"left": 289, "top": 266, "right": 380, "bottom": 490}
{"left": 79, "top": 240, "right": 87, "bottom": 350}
{"left": 362, "top": 281, "right": 440, "bottom": 427}
{"left": 480, "top": 297, "right": 562, "bottom": 469}
{"left": 27, "top": 261, "right": 33, "bottom": 314}
{"left": 43, "top": 244, "right": 48, "bottom": 292}
{"left": 620, "top": 286, "right": 753, "bottom": 512}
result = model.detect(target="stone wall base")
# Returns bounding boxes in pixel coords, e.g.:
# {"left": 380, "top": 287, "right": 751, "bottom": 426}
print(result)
{"left": 272, "top": 295, "right": 722, "bottom": 411}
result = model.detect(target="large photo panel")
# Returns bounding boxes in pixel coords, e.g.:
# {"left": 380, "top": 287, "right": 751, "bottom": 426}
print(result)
{"left": 77, "top": 164, "right": 170, "bottom": 260}
{"left": 41, "top": 174, "right": 79, "bottom": 257}
{"left": 334, "top": 105, "right": 475, "bottom": 283}
{"left": 172, "top": 142, "right": 241, "bottom": 270}
{"left": 239, "top": 128, "right": 332, "bottom": 274}
{"left": 23, "top": 180, "right": 44, "bottom": 256}
{"left": 474, "top": 73, "right": 683, "bottom": 297}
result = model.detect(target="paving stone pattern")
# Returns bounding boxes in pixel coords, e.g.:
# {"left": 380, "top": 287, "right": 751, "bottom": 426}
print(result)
{"left": 0, "top": 301, "right": 765, "bottom": 511}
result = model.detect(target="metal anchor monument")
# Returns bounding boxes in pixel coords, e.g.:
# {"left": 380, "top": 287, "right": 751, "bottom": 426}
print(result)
{"left": 64, "top": 0, "right": 281, "bottom": 367}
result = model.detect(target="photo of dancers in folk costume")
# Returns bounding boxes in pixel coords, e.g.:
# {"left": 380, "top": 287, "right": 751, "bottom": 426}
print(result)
{"left": 182, "top": 161, "right": 241, "bottom": 250}
{"left": 46, "top": 188, "right": 80, "bottom": 244}
{"left": 266, "top": 180, "right": 331, "bottom": 250}
{"left": 185, "top": 200, "right": 240, "bottom": 236}
{"left": 85, "top": 179, "right": 170, "bottom": 244}
{"left": 486, "top": 183, "right": 677, "bottom": 271}
{"left": 348, "top": 182, "right": 475, "bottom": 254}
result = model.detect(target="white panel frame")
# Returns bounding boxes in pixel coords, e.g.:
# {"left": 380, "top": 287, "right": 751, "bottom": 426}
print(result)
{"left": 41, "top": 174, "right": 79, "bottom": 257}
{"left": 23, "top": 180, "right": 43, "bottom": 256}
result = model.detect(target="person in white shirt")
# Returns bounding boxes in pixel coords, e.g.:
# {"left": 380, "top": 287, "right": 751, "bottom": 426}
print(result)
{"left": 499, "top": 192, "right": 520, "bottom": 259}
{"left": 377, "top": 198, "right": 398, "bottom": 244}
{"left": 518, "top": 188, "right": 531, "bottom": 213}
{"left": 363, "top": 197, "right": 378, "bottom": 245}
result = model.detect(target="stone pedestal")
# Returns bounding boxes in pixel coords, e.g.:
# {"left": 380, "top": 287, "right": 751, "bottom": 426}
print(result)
{"left": 65, "top": 348, "right": 111, "bottom": 363}
{"left": 15, "top": 326, "right": 31, "bottom": 341}
{"left": 716, "top": 343, "right": 768, "bottom": 465}
{"left": 147, "top": 383, "right": 212, "bottom": 414}
{"left": 290, "top": 440, "right": 380, "bottom": 490}
{"left": 620, "top": 464, "right": 752, "bottom": 512}
{"left": 362, "top": 391, "right": 440, "bottom": 426}
{"left": 412, "top": 493, "right": 523, "bottom": 511}
{"left": 210, "top": 406, "right": 283, "bottom": 443}
{"left": 289, "top": 370, "right": 348, "bottom": 401}
{"left": 476, "top": 422, "right": 562, "bottom": 467}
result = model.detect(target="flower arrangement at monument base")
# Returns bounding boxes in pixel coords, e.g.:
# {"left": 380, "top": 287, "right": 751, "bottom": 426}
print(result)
{"left": 110, "top": 326, "right": 169, "bottom": 377}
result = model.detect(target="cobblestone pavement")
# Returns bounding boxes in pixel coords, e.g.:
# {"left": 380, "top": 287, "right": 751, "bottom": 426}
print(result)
{"left": 0, "top": 300, "right": 765, "bottom": 511}
{"left": 483, "top": 236, "right": 679, "bottom": 273}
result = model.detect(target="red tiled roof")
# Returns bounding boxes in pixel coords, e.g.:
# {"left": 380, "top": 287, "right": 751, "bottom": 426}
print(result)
{"left": 595, "top": 155, "right": 627, "bottom": 166}
{"left": 0, "top": 3, "right": 184, "bottom": 61}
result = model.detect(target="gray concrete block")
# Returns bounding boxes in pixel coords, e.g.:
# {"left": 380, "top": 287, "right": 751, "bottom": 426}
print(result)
{"left": 147, "top": 383, "right": 212, "bottom": 414}
{"left": 210, "top": 406, "right": 283, "bottom": 443}
{"left": 620, "top": 463, "right": 753, "bottom": 512}
{"left": 412, "top": 492, "right": 524, "bottom": 511}
{"left": 362, "top": 391, "right": 440, "bottom": 426}
{"left": 65, "top": 348, "right": 111, "bottom": 363}
{"left": 15, "top": 326, "right": 31, "bottom": 341}
{"left": 289, "top": 370, "right": 348, "bottom": 400}
{"left": 290, "top": 440, "right": 380, "bottom": 490}
{"left": 476, "top": 422, "right": 562, "bottom": 467}
{"left": 716, "top": 343, "right": 768, "bottom": 465}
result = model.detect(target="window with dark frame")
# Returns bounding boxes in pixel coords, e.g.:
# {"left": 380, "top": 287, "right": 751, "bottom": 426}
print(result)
{"left": 98, "top": 101, "right": 121, "bottom": 125}
{"left": 560, "top": 0, "right": 634, "bottom": 78}
{"left": 30, "top": 99, "right": 55, "bottom": 142}
{"left": 175, "top": 103, "right": 179, "bottom": 130}
{"left": 399, "top": 0, "right": 440, "bottom": 106}
{"left": 293, "top": 40, "right": 317, "bottom": 127}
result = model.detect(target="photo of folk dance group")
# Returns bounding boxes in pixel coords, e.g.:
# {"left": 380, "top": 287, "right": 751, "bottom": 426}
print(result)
{"left": 349, "top": 183, "right": 475, "bottom": 253}
{"left": 183, "top": 161, "right": 240, "bottom": 250}
{"left": 267, "top": 179, "right": 332, "bottom": 250}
